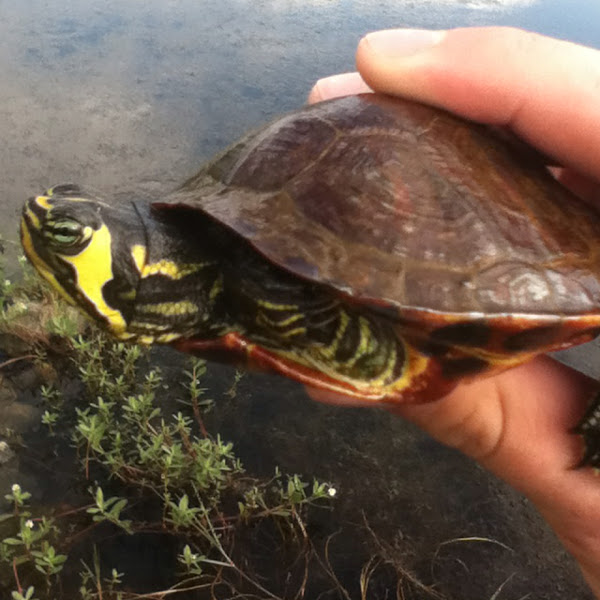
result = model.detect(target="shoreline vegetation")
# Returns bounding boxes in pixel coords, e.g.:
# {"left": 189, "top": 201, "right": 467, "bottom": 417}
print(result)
{"left": 0, "top": 240, "right": 413, "bottom": 600}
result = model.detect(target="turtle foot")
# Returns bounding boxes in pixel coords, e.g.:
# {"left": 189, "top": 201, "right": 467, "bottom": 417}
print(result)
{"left": 573, "top": 393, "right": 600, "bottom": 468}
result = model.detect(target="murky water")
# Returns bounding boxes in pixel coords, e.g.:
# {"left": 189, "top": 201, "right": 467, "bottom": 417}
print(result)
{"left": 2, "top": 0, "right": 600, "bottom": 597}
{"left": 2, "top": 0, "right": 598, "bottom": 245}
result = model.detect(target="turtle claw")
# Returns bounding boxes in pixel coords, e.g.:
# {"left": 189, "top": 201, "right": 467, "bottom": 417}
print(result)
{"left": 573, "top": 392, "right": 600, "bottom": 469}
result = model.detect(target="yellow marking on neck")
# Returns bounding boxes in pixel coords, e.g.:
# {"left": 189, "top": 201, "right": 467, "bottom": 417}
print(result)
{"left": 209, "top": 276, "right": 223, "bottom": 300}
{"left": 137, "top": 300, "right": 198, "bottom": 316}
{"left": 279, "top": 326, "right": 307, "bottom": 338}
{"left": 133, "top": 332, "right": 182, "bottom": 345}
{"left": 60, "top": 223, "right": 128, "bottom": 336}
{"left": 119, "top": 289, "right": 137, "bottom": 301}
{"left": 273, "top": 313, "right": 304, "bottom": 328}
{"left": 256, "top": 299, "right": 298, "bottom": 310}
{"left": 366, "top": 342, "right": 398, "bottom": 387}
{"left": 257, "top": 309, "right": 303, "bottom": 329}
{"left": 140, "top": 256, "right": 212, "bottom": 280}
{"left": 131, "top": 244, "right": 147, "bottom": 274}
{"left": 355, "top": 317, "right": 372, "bottom": 359}
{"left": 275, "top": 312, "right": 420, "bottom": 394}
{"left": 387, "top": 342, "right": 428, "bottom": 392}
{"left": 319, "top": 310, "right": 350, "bottom": 359}
{"left": 156, "top": 332, "right": 182, "bottom": 343}
{"left": 316, "top": 312, "right": 375, "bottom": 368}
{"left": 130, "top": 321, "right": 171, "bottom": 331}
{"left": 272, "top": 333, "right": 429, "bottom": 400}
{"left": 255, "top": 300, "right": 309, "bottom": 340}
{"left": 125, "top": 323, "right": 182, "bottom": 343}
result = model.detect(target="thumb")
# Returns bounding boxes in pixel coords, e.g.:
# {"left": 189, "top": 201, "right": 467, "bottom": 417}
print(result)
{"left": 356, "top": 27, "right": 600, "bottom": 179}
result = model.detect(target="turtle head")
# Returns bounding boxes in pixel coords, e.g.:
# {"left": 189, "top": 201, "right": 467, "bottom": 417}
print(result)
{"left": 20, "top": 184, "right": 147, "bottom": 338}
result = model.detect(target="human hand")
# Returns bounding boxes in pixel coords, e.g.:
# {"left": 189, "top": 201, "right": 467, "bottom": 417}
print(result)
{"left": 308, "top": 27, "right": 600, "bottom": 596}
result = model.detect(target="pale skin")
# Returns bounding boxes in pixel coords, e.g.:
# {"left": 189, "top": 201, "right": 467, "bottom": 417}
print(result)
{"left": 307, "top": 27, "right": 600, "bottom": 596}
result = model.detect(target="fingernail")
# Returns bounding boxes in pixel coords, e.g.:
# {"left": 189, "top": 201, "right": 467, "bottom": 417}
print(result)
{"left": 363, "top": 28, "right": 446, "bottom": 58}
{"left": 311, "top": 75, "right": 346, "bottom": 101}
{"left": 311, "top": 73, "right": 371, "bottom": 102}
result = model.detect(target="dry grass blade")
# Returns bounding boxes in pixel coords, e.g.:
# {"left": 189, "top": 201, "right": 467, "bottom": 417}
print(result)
{"left": 361, "top": 513, "right": 446, "bottom": 600}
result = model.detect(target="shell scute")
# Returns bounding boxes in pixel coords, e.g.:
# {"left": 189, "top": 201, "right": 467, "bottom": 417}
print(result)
{"left": 210, "top": 114, "right": 337, "bottom": 191}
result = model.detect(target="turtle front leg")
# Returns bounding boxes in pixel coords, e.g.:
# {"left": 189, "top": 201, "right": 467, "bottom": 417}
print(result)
{"left": 573, "top": 392, "right": 600, "bottom": 468}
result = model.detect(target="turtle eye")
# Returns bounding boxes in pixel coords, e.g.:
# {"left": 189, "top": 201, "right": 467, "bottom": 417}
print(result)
{"left": 44, "top": 219, "right": 91, "bottom": 249}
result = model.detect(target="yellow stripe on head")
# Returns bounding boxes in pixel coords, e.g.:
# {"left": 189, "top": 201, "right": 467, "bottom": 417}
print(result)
{"left": 24, "top": 205, "right": 41, "bottom": 230}
{"left": 34, "top": 195, "right": 53, "bottom": 210}
{"left": 20, "top": 215, "right": 77, "bottom": 306}
{"left": 42, "top": 188, "right": 111, "bottom": 207}
{"left": 60, "top": 223, "right": 128, "bottom": 336}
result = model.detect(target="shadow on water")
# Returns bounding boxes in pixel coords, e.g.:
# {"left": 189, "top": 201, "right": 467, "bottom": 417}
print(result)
{"left": 1, "top": 0, "right": 600, "bottom": 597}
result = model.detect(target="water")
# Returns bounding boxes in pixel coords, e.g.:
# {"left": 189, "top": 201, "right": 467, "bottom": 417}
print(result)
{"left": 2, "top": 1, "right": 600, "bottom": 597}
{"left": 2, "top": 0, "right": 599, "bottom": 245}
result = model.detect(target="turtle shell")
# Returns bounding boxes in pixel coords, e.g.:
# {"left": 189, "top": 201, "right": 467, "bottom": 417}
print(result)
{"left": 159, "top": 94, "right": 600, "bottom": 349}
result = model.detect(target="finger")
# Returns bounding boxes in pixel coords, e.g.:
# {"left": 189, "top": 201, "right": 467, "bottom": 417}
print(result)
{"left": 392, "top": 357, "right": 596, "bottom": 497}
{"left": 308, "top": 76, "right": 600, "bottom": 207}
{"left": 308, "top": 72, "right": 372, "bottom": 103}
{"left": 307, "top": 356, "right": 592, "bottom": 484}
{"left": 356, "top": 27, "right": 600, "bottom": 180}
{"left": 403, "top": 357, "right": 600, "bottom": 581}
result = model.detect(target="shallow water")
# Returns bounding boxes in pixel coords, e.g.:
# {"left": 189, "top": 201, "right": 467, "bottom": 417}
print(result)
{"left": 2, "top": 0, "right": 599, "bottom": 245}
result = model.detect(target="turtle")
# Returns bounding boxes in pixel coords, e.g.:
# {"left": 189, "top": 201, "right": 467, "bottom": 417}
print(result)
{"left": 20, "top": 93, "right": 600, "bottom": 466}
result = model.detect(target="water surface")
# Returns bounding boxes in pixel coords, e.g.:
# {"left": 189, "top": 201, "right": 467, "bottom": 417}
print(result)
{"left": 2, "top": 0, "right": 598, "bottom": 243}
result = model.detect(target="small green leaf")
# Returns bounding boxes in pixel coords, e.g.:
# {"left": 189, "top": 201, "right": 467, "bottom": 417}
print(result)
{"left": 95, "top": 487, "right": 104, "bottom": 508}
{"left": 3, "top": 537, "right": 24, "bottom": 546}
